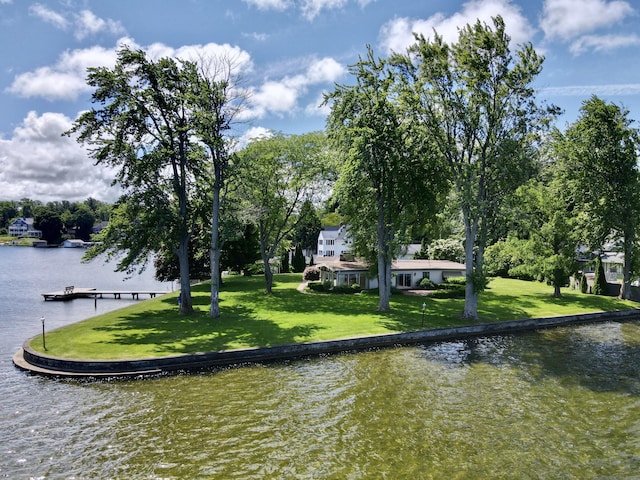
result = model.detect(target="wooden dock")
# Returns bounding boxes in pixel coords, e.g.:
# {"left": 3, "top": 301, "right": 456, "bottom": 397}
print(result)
{"left": 42, "top": 286, "right": 168, "bottom": 301}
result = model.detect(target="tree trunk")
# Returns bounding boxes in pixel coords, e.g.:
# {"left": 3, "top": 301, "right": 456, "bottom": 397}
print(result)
{"left": 263, "top": 251, "right": 273, "bottom": 294}
{"left": 177, "top": 233, "right": 193, "bottom": 313}
{"left": 209, "top": 169, "right": 222, "bottom": 318}
{"left": 620, "top": 234, "right": 633, "bottom": 300}
{"left": 553, "top": 284, "right": 562, "bottom": 298}
{"left": 376, "top": 199, "right": 391, "bottom": 311}
{"left": 462, "top": 216, "right": 479, "bottom": 320}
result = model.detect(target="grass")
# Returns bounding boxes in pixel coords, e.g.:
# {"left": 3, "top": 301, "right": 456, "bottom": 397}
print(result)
{"left": 32, "top": 274, "right": 637, "bottom": 360}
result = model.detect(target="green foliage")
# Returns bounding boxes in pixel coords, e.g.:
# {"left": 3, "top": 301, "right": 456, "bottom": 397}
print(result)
{"left": 293, "top": 200, "right": 322, "bottom": 252}
{"left": 33, "top": 205, "right": 63, "bottom": 244}
{"left": 392, "top": 15, "right": 553, "bottom": 319}
{"left": 280, "top": 248, "right": 290, "bottom": 273}
{"left": 428, "top": 238, "right": 464, "bottom": 262}
{"left": 292, "top": 244, "right": 306, "bottom": 273}
{"left": 593, "top": 256, "right": 608, "bottom": 295}
{"left": 236, "top": 131, "right": 332, "bottom": 293}
{"left": 418, "top": 277, "right": 436, "bottom": 289}
{"left": 325, "top": 45, "right": 449, "bottom": 311}
{"left": 580, "top": 273, "right": 588, "bottom": 293}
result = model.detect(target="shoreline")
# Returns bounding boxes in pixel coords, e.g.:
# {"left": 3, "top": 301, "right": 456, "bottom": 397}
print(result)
{"left": 13, "top": 308, "right": 640, "bottom": 379}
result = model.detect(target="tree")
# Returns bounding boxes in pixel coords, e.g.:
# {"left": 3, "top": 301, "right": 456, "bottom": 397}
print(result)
{"left": 514, "top": 181, "right": 577, "bottom": 297}
{"left": 593, "top": 255, "right": 608, "bottom": 295}
{"left": 0, "top": 201, "right": 18, "bottom": 231}
{"left": 392, "top": 16, "right": 553, "bottom": 319}
{"left": 325, "top": 46, "right": 448, "bottom": 311}
{"left": 187, "top": 54, "right": 248, "bottom": 318}
{"left": 33, "top": 206, "right": 63, "bottom": 243}
{"left": 236, "top": 131, "right": 331, "bottom": 293}
{"left": 292, "top": 244, "right": 306, "bottom": 272}
{"left": 293, "top": 199, "right": 322, "bottom": 253}
{"left": 67, "top": 47, "right": 207, "bottom": 313}
{"left": 553, "top": 96, "right": 640, "bottom": 300}
{"left": 73, "top": 205, "right": 96, "bottom": 241}
{"left": 221, "top": 223, "right": 260, "bottom": 276}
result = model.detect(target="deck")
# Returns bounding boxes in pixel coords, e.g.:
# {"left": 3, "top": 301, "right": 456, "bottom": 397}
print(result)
{"left": 42, "top": 286, "right": 168, "bottom": 301}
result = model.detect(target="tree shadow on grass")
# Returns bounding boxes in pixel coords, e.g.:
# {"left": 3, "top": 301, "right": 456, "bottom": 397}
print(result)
{"left": 92, "top": 305, "right": 325, "bottom": 355}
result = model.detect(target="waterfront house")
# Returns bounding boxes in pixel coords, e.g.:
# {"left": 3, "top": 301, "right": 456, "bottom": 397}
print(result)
{"left": 316, "top": 257, "right": 465, "bottom": 290}
{"left": 8, "top": 217, "right": 42, "bottom": 238}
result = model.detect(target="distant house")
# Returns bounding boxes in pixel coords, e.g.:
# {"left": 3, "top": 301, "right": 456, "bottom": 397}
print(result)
{"left": 317, "top": 225, "right": 351, "bottom": 258}
{"left": 92, "top": 221, "right": 108, "bottom": 235}
{"left": 316, "top": 258, "right": 465, "bottom": 290}
{"left": 62, "top": 239, "right": 87, "bottom": 248}
{"left": 8, "top": 217, "right": 42, "bottom": 238}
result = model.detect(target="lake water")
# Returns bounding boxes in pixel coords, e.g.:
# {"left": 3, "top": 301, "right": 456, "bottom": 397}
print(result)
{"left": 1, "top": 247, "right": 639, "bottom": 478}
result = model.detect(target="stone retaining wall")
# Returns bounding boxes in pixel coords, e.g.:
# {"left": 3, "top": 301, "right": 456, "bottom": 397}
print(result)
{"left": 15, "top": 308, "right": 640, "bottom": 378}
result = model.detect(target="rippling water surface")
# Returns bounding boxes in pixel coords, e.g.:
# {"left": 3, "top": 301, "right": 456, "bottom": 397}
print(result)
{"left": 1, "top": 247, "right": 639, "bottom": 478}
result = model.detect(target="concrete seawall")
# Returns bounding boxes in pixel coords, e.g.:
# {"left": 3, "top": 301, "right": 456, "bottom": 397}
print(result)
{"left": 13, "top": 308, "right": 640, "bottom": 379}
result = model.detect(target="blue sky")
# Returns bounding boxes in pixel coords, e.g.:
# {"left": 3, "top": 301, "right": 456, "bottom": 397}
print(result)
{"left": 1, "top": 0, "right": 639, "bottom": 202}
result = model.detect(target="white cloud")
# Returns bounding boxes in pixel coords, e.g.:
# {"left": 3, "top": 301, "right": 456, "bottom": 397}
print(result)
{"left": 0, "top": 111, "right": 120, "bottom": 202}
{"left": 7, "top": 45, "right": 118, "bottom": 100}
{"left": 301, "top": 0, "right": 348, "bottom": 20}
{"left": 239, "top": 126, "right": 273, "bottom": 146}
{"left": 541, "top": 0, "right": 634, "bottom": 41}
{"left": 7, "top": 40, "right": 254, "bottom": 102}
{"left": 242, "top": 0, "right": 291, "bottom": 11}
{"left": 539, "top": 83, "right": 640, "bottom": 96}
{"left": 246, "top": 56, "right": 344, "bottom": 119}
{"left": 29, "top": 5, "right": 126, "bottom": 40}
{"left": 243, "top": 0, "right": 369, "bottom": 20}
{"left": 569, "top": 33, "right": 640, "bottom": 54}
{"left": 29, "top": 3, "right": 69, "bottom": 30}
{"left": 74, "top": 10, "right": 125, "bottom": 41}
{"left": 379, "top": 0, "right": 535, "bottom": 54}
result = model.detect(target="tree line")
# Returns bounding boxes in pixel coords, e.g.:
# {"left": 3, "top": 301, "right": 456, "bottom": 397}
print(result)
{"left": 60, "top": 15, "right": 640, "bottom": 321}
{"left": 0, "top": 198, "right": 110, "bottom": 243}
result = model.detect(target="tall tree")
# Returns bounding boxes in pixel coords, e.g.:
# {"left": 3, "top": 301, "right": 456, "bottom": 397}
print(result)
{"left": 236, "top": 131, "right": 331, "bottom": 293}
{"left": 393, "top": 16, "right": 553, "bottom": 319}
{"left": 187, "top": 54, "right": 248, "bottom": 318}
{"left": 67, "top": 47, "right": 206, "bottom": 313}
{"left": 553, "top": 96, "right": 640, "bottom": 300}
{"left": 293, "top": 199, "right": 322, "bottom": 253}
{"left": 33, "top": 205, "right": 63, "bottom": 243}
{"left": 325, "top": 46, "right": 448, "bottom": 311}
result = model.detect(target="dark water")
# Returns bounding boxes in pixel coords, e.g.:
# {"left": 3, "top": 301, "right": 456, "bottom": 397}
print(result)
{"left": 1, "top": 247, "right": 639, "bottom": 478}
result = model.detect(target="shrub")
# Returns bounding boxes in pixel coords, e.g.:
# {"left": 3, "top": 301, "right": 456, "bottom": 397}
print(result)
{"left": 593, "top": 256, "right": 608, "bottom": 295}
{"left": 307, "top": 281, "right": 329, "bottom": 292}
{"left": 429, "top": 285, "right": 465, "bottom": 299}
{"left": 303, "top": 266, "right": 320, "bottom": 281}
{"left": 580, "top": 273, "right": 588, "bottom": 293}
{"left": 444, "top": 276, "right": 466, "bottom": 286}
{"left": 418, "top": 277, "right": 437, "bottom": 290}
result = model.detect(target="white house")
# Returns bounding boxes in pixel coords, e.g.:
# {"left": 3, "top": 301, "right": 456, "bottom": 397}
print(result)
{"left": 316, "top": 258, "right": 466, "bottom": 290}
{"left": 317, "top": 225, "right": 351, "bottom": 258}
{"left": 8, "top": 217, "right": 42, "bottom": 238}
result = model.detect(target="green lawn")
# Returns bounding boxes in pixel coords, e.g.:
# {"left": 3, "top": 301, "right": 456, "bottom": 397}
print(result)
{"left": 33, "top": 274, "right": 637, "bottom": 360}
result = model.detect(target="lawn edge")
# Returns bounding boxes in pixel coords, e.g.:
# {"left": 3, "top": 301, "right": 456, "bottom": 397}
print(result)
{"left": 13, "top": 308, "right": 640, "bottom": 380}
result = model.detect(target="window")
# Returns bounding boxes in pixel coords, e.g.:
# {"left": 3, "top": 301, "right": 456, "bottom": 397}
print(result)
{"left": 326, "top": 239, "right": 335, "bottom": 246}
{"left": 397, "top": 273, "right": 412, "bottom": 287}
{"left": 319, "top": 239, "right": 323, "bottom": 245}
{"left": 325, "top": 250, "right": 335, "bottom": 257}
{"left": 422, "top": 272, "right": 430, "bottom": 279}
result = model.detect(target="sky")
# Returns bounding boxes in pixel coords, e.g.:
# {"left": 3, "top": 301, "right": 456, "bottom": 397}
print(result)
{"left": 1, "top": 0, "right": 639, "bottom": 203}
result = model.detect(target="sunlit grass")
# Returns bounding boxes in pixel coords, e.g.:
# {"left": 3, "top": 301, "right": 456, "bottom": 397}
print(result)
{"left": 33, "top": 274, "right": 637, "bottom": 360}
